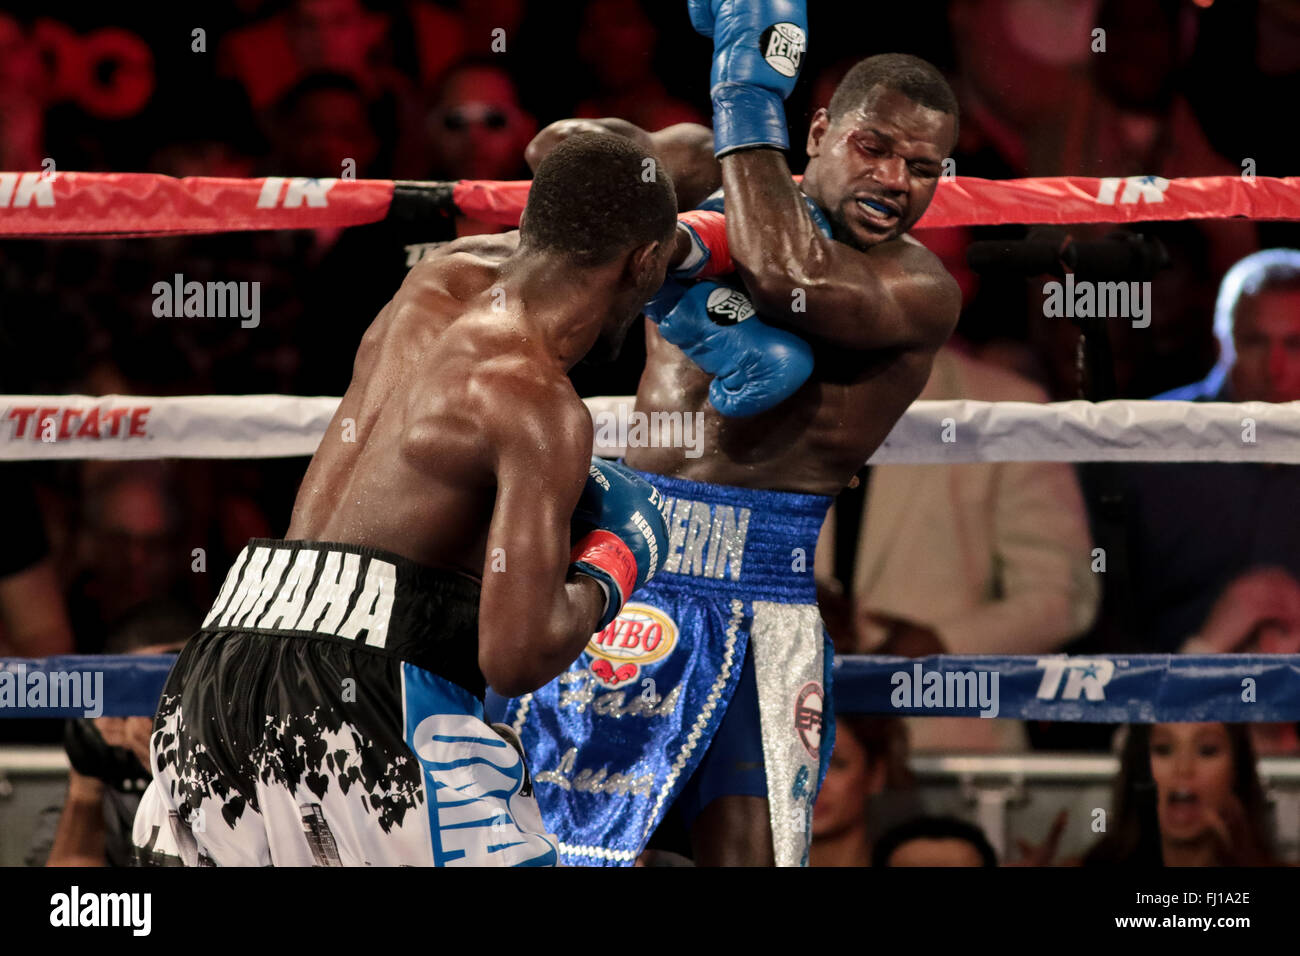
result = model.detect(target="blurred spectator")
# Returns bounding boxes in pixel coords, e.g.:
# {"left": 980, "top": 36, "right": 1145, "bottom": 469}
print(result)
{"left": 146, "top": 78, "right": 262, "bottom": 178}
{"left": 1090, "top": 0, "right": 1258, "bottom": 279}
{"left": 1084, "top": 723, "right": 1276, "bottom": 866}
{"left": 943, "top": 0, "right": 1254, "bottom": 273}
{"left": 947, "top": 0, "right": 1099, "bottom": 178}
{"left": 36, "top": 18, "right": 158, "bottom": 171}
{"left": 948, "top": 0, "right": 1254, "bottom": 280}
{"left": 872, "top": 815, "right": 999, "bottom": 867}
{"left": 418, "top": 59, "right": 535, "bottom": 235}
{"left": 574, "top": 0, "right": 704, "bottom": 131}
{"left": 816, "top": 344, "right": 1098, "bottom": 751}
{"left": 422, "top": 60, "right": 536, "bottom": 183}
{"left": 416, "top": 59, "right": 536, "bottom": 236}
{"left": 37, "top": 714, "right": 153, "bottom": 867}
{"left": 450, "top": 0, "right": 526, "bottom": 55}
{"left": 0, "top": 466, "right": 73, "bottom": 658}
{"left": 1185, "top": 0, "right": 1300, "bottom": 182}
{"left": 64, "top": 464, "right": 194, "bottom": 654}
{"left": 218, "top": 0, "right": 414, "bottom": 110}
{"left": 1023, "top": 223, "right": 1223, "bottom": 402}
{"left": 1182, "top": 567, "right": 1300, "bottom": 755}
{"left": 264, "top": 72, "right": 384, "bottom": 179}
{"left": 0, "top": 14, "right": 49, "bottom": 170}
{"left": 1187, "top": 567, "right": 1300, "bottom": 659}
{"left": 30, "top": 604, "right": 192, "bottom": 867}
{"left": 1086, "top": 0, "right": 1239, "bottom": 179}
{"left": 1100, "top": 251, "right": 1300, "bottom": 654}
{"left": 810, "top": 716, "right": 899, "bottom": 867}
{"left": 1161, "top": 249, "right": 1300, "bottom": 404}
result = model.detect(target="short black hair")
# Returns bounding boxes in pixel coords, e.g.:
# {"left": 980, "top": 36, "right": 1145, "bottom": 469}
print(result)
{"left": 828, "top": 53, "right": 959, "bottom": 142}
{"left": 522, "top": 132, "right": 677, "bottom": 267}
{"left": 871, "top": 815, "right": 998, "bottom": 867}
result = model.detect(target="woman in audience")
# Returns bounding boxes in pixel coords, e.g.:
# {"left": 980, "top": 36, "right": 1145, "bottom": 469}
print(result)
{"left": 1084, "top": 722, "right": 1277, "bottom": 866}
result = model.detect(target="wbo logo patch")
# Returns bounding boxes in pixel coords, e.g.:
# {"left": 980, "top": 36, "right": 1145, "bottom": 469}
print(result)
{"left": 795, "top": 681, "right": 824, "bottom": 757}
{"left": 586, "top": 602, "right": 677, "bottom": 690}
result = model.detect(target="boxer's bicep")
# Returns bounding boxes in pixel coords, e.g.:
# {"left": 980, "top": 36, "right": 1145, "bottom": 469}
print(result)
{"left": 796, "top": 243, "right": 960, "bottom": 351}
{"left": 721, "top": 151, "right": 959, "bottom": 350}
{"left": 478, "top": 394, "right": 595, "bottom": 694}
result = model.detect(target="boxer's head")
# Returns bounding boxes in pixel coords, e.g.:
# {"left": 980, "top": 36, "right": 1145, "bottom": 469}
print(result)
{"left": 520, "top": 132, "right": 677, "bottom": 361}
{"left": 803, "top": 54, "right": 958, "bottom": 251}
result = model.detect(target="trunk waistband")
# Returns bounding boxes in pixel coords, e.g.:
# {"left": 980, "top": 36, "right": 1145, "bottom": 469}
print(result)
{"left": 628, "top": 469, "right": 831, "bottom": 604}
{"left": 200, "top": 538, "right": 484, "bottom": 698}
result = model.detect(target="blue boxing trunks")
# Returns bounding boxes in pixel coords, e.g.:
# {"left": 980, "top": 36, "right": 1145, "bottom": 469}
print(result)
{"left": 131, "top": 539, "right": 557, "bottom": 867}
{"left": 504, "top": 472, "right": 835, "bottom": 866}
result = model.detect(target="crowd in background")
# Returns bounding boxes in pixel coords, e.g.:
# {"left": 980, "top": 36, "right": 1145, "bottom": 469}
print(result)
{"left": 2, "top": 0, "right": 1299, "bottom": 865}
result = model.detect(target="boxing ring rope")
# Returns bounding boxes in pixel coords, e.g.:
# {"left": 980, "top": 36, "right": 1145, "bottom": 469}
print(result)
{"left": 3, "top": 652, "right": 1300, "bottom": 721}
{"left": 1, "top": 171, "right": 1298, "bottom": 238}
{"left": 2, "top": 169, "right": 1298, "bottom": 729}
{"left": 2, "top": 393, "right": 1299, "bottom": 463}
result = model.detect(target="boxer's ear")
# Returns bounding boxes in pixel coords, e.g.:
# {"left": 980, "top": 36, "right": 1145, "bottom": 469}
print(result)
{"left": 626, "top": 239, "right": 663, "bottom": 289}
{"left": 807, "top": 108, "right": 831, "bottom": 158}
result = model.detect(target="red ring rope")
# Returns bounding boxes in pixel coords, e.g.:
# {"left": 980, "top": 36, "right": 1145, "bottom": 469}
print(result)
{"left": 0, "top": 171, "right": 1294, "bottom": 239}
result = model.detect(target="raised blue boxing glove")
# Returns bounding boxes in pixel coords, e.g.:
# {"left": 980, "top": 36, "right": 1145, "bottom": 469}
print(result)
{"left": 688, "top": 0, "right": 808, "bottom": 156}
{"left": 570, "top": 459, "right": 671, "bottom": 631}
{"left": 648, "top": 278, "right": 814, "bottom": 418}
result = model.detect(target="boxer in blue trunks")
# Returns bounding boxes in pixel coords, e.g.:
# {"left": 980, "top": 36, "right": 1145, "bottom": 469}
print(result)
{"left": 506, "top": 1, "right": 962, "bottom": 866}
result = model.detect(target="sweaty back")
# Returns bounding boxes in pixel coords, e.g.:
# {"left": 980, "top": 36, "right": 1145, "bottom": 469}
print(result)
{"left": 286, "top": 243, "right": 549, "bottom": 577}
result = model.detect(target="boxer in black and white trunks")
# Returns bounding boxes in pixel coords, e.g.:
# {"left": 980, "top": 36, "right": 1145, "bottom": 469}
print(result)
{"left": 131, "top": 133, "right": 674, "bottom": 866}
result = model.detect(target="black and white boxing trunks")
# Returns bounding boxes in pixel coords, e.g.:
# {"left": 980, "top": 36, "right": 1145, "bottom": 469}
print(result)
{"left": 131, "top": 539, "right": 558, "bottom": 866}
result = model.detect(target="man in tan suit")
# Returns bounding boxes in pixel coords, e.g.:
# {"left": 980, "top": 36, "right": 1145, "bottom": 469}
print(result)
{"left": 815, "top": 345, "right": 1099, "bottom": 750}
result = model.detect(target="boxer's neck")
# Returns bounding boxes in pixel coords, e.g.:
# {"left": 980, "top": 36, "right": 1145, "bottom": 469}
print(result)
{"left": 497, "top": 249, "right": 624, "bottom": 368}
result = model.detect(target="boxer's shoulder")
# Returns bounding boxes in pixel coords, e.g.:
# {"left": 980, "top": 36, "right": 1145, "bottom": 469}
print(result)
{"left": 423, "top": 230, "right": 521, "bottom": 264}
{"left": 471, "top": 356, "right": 593, "bottom": 456}
{"left": 399, "top": 232, "right": 521, "bottom": 297}
{"left": 880, "top": 233, "right": 961, "bottom": 305}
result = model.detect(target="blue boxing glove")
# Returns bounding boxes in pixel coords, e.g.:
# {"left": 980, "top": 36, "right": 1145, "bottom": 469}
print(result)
{"left": 570, "top": 459, "right": 671, "bottom": 631}
{"left": 688, "top": 0, "right": 808, "bottom": 156}
{"left": 647, "top": 279, "right": 814, "bottom": 418}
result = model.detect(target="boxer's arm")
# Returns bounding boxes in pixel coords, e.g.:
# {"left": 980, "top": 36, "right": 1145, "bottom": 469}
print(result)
{"left": 721, "top": 149, "right": 959, "bottom": 352}
{"left": 526, "top": 119, "right": 721, "bottom": 212}
{"left": 477, "top": 382, "right": 606, "bottom": 697}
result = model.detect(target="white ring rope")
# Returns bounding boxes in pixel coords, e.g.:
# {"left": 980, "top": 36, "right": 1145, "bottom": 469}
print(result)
{"left": 1, "top": 394, "right": 1297, "bottom": 464}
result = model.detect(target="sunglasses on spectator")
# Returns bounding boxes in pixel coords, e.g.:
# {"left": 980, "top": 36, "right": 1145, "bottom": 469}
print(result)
{"left": 442, "top": 106, "right": 510, "bottom": 131}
